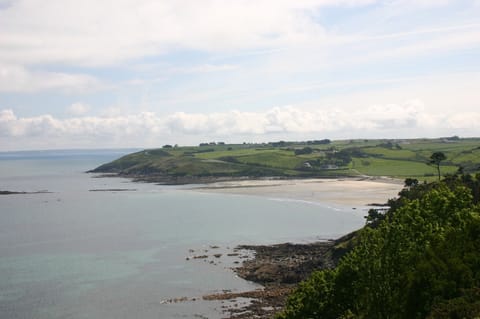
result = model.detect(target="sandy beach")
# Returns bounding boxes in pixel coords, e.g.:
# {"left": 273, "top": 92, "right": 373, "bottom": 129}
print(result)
{"left": 190, "top": 178, "right": 404, "bottom": 207}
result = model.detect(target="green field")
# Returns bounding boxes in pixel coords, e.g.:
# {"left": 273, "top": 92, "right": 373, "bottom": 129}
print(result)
{"left": 352, "top": 157, "right": 458, "bottom": 177}
{"left": 90, "top": 137, "right": 480, "bottom": 183}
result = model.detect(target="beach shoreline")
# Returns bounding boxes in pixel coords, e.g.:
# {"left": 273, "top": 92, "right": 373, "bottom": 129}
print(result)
{"left": 187, "top": 177, "right": 404, "bottom": 318}
{"left": 187, "top": 177, "right": 404, "bottom": 207}
{"left": 91, "top": 172, "right": 405, "bottom": 206}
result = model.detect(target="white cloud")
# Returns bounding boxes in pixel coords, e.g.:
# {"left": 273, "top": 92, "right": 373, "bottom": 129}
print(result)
{"left": 0, "top": 0, "right": 13, "bottom": 8}
{"left": 372, "top": 29, "right": 480, "bottom": 61}
{"left": 387, "top": 0, "right": 452, "bottom": 8}
{"left": 0, "top": 0, "right": 376, "bottom": 67}
{"left": 447, "top": 112, "right": 480, "bottom": 130}
{"left": 262, "top": 23, "right": 480, "bottom": 77}
{"left": 68, "top": 102, "right": 90, "bottom": 116}
{"left": 172, "top": 64, "right": 239, "bottom": 74}
{"left": 0, "top": 64, "right": 102, "bottom": 93}
{"left": 293, "top": 71, "right": 480, "bottom": 118}
{"left": 0, "top": 0, "right": 478, "bottom": 96}
{"left": 0, "top": 109, "right": 61, "bottom": 137}
{"left": 1, "top": 100, "right": 479, "bottom": 150}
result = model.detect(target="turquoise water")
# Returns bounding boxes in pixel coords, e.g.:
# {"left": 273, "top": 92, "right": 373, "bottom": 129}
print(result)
{"left": 0, "top": 150, "right": 365, "bottom": 318}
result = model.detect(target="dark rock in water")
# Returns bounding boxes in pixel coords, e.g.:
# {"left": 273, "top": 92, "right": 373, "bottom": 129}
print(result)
{"left": 0, "top": 191, "right": 25, "bottom": 195}
{"left": 89, "top": 188, "right": 137, "bottom": 192}
{"left": 0, "top": 190, "right": 51, "bottom": 195}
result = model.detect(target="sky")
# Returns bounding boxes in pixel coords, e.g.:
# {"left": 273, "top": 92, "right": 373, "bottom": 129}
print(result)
{"left": 1, "top": 0, "right": 480, "bottom": 150}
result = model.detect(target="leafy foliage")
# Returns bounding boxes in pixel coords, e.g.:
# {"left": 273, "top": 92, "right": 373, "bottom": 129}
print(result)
{"left": 278, "top": 177, "right": 480, "bottom": 319}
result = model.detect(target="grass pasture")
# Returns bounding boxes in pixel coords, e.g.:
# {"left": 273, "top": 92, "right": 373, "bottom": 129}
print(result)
{"left": 232, "top": 151, "right": 306, "bottom": 170}
{"left": 352, "top": 157, "right": 458, "bottom": 178}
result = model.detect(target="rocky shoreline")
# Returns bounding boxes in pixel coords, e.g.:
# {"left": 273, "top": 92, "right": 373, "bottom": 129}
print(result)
{"left": 235, "top": 242, "right": 339, "bottom": 285}
{"left": 205, "top": 239, "right": 353, "bottom": 319}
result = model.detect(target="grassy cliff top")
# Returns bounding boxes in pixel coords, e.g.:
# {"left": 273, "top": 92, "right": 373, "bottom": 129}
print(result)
{"left": 90, "top": 137, "right": 480, "bottom": 183}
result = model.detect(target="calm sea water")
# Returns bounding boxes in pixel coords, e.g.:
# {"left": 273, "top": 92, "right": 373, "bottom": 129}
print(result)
{"left": 0, "top": 150, "right": 365, "bottom": 319}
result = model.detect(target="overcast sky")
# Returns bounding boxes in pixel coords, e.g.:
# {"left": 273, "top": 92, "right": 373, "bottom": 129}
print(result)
{"left": 1, "top": 0, "right": 479, "bottom": 150}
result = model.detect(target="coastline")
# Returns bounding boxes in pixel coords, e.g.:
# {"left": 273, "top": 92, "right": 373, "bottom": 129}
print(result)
{"left": 90, "top": 172, "right": 404, "bottom": 206}
{"left": 188, "top": 177, "right": 403, "bottom": 207}
{"left": 89, "top": 173, "right": 404, "bottom": 317}
{"left": 188, "top": 178, "right": 403, "bottom": 318}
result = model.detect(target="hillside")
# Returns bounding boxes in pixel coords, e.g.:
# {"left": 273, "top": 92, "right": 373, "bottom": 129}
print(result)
{"left": 277, "top": 176, "right": 480, "bottom": 319}
{"left": 89, "top": 137, "right": 480, "bottom": 183}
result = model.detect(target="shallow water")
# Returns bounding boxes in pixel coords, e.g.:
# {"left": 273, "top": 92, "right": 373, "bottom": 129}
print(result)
{"left": 0, "top": 150, "right": 366, "bottom": 318}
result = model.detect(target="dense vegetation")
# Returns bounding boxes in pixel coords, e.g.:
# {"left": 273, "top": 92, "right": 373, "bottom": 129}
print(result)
{"left": 277, "top": 175, "right": 480, "bottom": 319}
{"left": 90, "top": 137, "right": 480, "bottom": 182}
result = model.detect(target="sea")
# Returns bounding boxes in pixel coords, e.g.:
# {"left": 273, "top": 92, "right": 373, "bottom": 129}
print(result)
{"left": 0, "top": 149, "right": 366, "bottom": 319}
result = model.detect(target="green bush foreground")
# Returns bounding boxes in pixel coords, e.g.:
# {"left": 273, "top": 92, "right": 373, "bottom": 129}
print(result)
{"left": 278, "top": 175, "right": 480, "bottom": 319}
